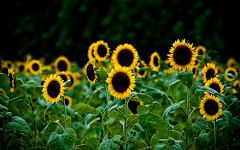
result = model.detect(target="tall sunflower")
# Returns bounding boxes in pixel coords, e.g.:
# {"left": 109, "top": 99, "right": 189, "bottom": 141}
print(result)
{"left": 195, "top": 45, "right": 206, "bottom": 59}
{"left": 88, "top": 43, "right": 96, "bottom": 61}
{"left": 8, "top": 68, "right": 15, "bottom": 93}
{"left": 28, "top": 60, "right": 42, "bottom": 75}
{"left": 3, "top": 60, "right": 14, "bottom": 69}
{"left": 204, "top": 77, "right": 224, "bottom": 96}
{"left": 86, "top": 61, "right": 97, "bottom": 85}
{"left": 66, "top": 71, "right": 76, "bottom": 90}
{"left": 94, "top": 40, "right": 110, "bottom": 62}
{"left": 149, "top": 52, "right": 161, "bottom": 71}
{"left": 42, "top": 74, "right": 66, "bottom": 104}
{"left": 112, "top": 43, "right": 138, "bottom": 70}
{"left": 167, "top": 39, "right": 197, "bottom": 71}
{"left": 106, "top": 66, "right": 136, "bottom": 100}
{"left": 0, "top": 88, "right": 7, "bottom": 95}
{"left": 232, "top": 80, "right": 240, "bottom": 94}
{"left": 227, "top": 58, "right": 237, "bottom": 68}
{"left": 136, "top": 60, "right": 148, "bottom": 78}
{"left": 224, "top": 67, "right": 238, "bottom": 82}
{"left": 128, "top": 100, "right": 143, "bottom": 115}
{"left": 54, "top": 56, "right": 71, "bottom": 72}
{"left": 64, "top": 96, "right": 72, "bottom": 107}
{"left": 202, "top": 63, "right": 219, "bottom": 83}
{"left": 199, "top": 95, "right": 222, "bottom": 121}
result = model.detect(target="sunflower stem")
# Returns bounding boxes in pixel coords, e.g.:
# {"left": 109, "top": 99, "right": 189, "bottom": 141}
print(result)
{"left": 124, "top": 98, "right": 128, "bottom": 150}
{"left": 214, "top": 119, "right": 217, "bottom": 150}
{"left": 63, "top": 96, "right": 68, "bottom": 129}
{"left": 30, "top": 95, "right": 37, "bottom": 137}
{"left": 185, "top": 87, "right": 190, "bottom": 150}
{"left": 104, "top": 83, "right": 110, "bottom": 118}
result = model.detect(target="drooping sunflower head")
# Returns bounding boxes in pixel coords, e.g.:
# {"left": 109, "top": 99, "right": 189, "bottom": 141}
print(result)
{"left": 224, "top": 67, "right": 238, "bottom": 82}
{"left": 86, "top": 61, "right": 98, "bottom": 86}
{"left": 8, "top": 68, "right": 15, "bottom": 93}
{"left": 199, "top": 94, "right": 223, "bottom": 121}
{"left": 167, "top": 39, "right": 197, "bottom": 71}
{"left": 204, "top": 77, "right": 224, "bottom": 96}
{"left": 66, "top": 71, "right": 76, "bottom": 90}
{"left": 195, "top": 45, "right": 206, "bottom": 59}
{"left": 17, "top": 62, "right": 26, "bottom": 72}
{"left": 28, "top": 60, "right": 42, "bottom": 75}
{"left": 202, "top": 63, "right": 219, "bottom": 83}
{"left": 227, "top": 57, "right": 237, "bottom": 68}
{"left": 112, "top": 43, "right": 138, "bottom": 70}
{"left": 192, "top": 66, "right": 198, "bottom": 79}
{"left": 106, "top": 66, "right": 136, "bottom": 100}
{"left": 88, "top": 42, "right": 96, "bottom": 61}
{"left": 42, "top": 74, "right": 66, "bottom": 104}
{"left": 136, "top": 60, "right": 148, "bottom": 78}
{"left": 149, "top": 52, "right": 161, "bottom": 71}
{"left": 64, "top": 96, "right": 72, "bottom": 107}
{"left": 54, "top": 56, "right": 71, "bottom": 72}
{"left": 232, "top": 80, "right": 240, "bottom": 94}
{"left": 56, "top": 71, "right": 70, "bottom": 83}
{"left": 0, "top": 88, "right": 7, "bottom": 95}
{"left": 94, "top": 40, "right": 110, "bottom": 62}
{"left": 128, "top": 100, "right": 143, "bottom": 115}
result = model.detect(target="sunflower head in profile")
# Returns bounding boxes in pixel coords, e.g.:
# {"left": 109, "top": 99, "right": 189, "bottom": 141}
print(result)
{"left": 136, "top": 60, "right": 148, "bottom": 78}
{"left": 167, "top": 39, "right": 197, "bottom": 72}
{"left": 86, "top": 61, "right": 98, "bottom": 86}
{"left": 64, "top": 96, "right": 72, "bottom": 107}
{"left": 227, "top": 57, "right": 237, "bottom": 68}
{"left": 202, "top": 63, "right": 219, "bottom": 83}
{"left": 54, "top": 56, "right": 71, "bottom": 72}
{"left": 149, "top": 52, "right": 161, "bottom": 71}
{"left": 0, "top": 88, "right": 7, "bottom": 95}
{"left": 195, "top": 45, "right": 206, "bottom": 59}
{"left": 164, "top": 60, "right": 175, "bottom": 74}
{"left": 8, "top": 68, "right": 16, "bottom": 93}
{"left": 28, "top": 60, "right": 42, "bottom": 75}
{"left": 42, "top": 74, "right": 66, "bottom": 104}
{"left": 232, "top": 80, "right": 240, "bottom": 94}
{"left": 106, "top": 66, "right": 136, "bottom": 100}
{"left": 56, "top": 72, "right": 70, "bottom": 83}
{"left": 66, "top": 71, "right": 76, "bottom": 90}
{"left": 128, "top": 100, "right": 143, "bottom": 115}
{"left": 199, "top": 94, "right": 222, "bottom": 121}
{"left": 224, "top": 67, "right": 238, "bottom": 82}
{"left": 192, "top": 66, "right": 198, "bottom": 79}
{"left": 17, "top": 62, "right": 26, "bottom": 72}
{"left": 94, "top": 40, "right": 110, "bottom": 62}
{"left": 204, "top": 77, "right": 224, "bottom": 96}
{"left": 112, "top": 43, "right": 138, "bottom": 70}
{"left": 88, "top": 43, "right": 96, "bottom": 62}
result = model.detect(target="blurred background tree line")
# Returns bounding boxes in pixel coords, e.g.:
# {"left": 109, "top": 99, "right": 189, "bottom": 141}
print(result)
{"left": 0, "top": 0, "right": 238, "bottom": 67}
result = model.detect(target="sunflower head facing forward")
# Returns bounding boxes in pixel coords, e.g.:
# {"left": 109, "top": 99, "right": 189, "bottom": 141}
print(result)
{"left": 227, "top": 58, "right": 237, "bottom": 68}
{"left": 204, "top": 77, "right": 224, "bottom": 96}
{"left": 64, "top": 96, "right": 72, "bottom": 107}
{"left": 202, "top": 63, "right": 219, "bottom": 83}
{"left": 128, "top": 100, "right": 143, "bottom": 115}
{"left": 94, "top": 40, "right": 110, "bottom": 62}
{"left": 224, "top": 67, "right": 238, "bottom": 82}
{"left": 86, "top": 61, "right": 98, "bottom": 86}
{"left": 149, "top": 52, "right": 161, "bottom": 71}
{"left": 54, "top": 56, "right": 71, "bottom": 72}
{"left": 28, "top": 60, "right": 42, "bottom": 75}
{"left": 167, "top": 39, "right": 197, "bottom": 72}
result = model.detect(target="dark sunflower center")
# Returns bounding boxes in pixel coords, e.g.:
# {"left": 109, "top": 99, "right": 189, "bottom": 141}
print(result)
{"left": 117, "top": 49, "right": 134, "bottom": 67}
{"left": 230, "top": 63, "right": 234, "bottom": 67}
{"left": 58, "top": 74, "right": 68, "bottom": 82}
{"left": 206, "top": 68, "right": 215, "bottom": 81}
{"left": 19, "top": 65, "right": 24, "bottom": 71}
{"left": 128, "top": 101, "right": 140, "bottom": 114}
{"left": 7, "top": 63, "right": 11, "bottom": 68}
{"left": 112, "top": 72, "right": 130, "bottom": 93}
{"left": 58, "top": 60, "right": 68, "bottom": 71}
{"left": 2, "top": 68, "right": 8, "bottom": 74}
{"left": 198, "top": 49, "right": 203, "bottom": 55}
{"left": 65, "top": 98, "right": 69, "bottom": 106}
{"left": 47, "top": 80, "right": 61, "bottom": 98}
{"left": 227, "top": 70, "right": 235, "bottom": 79}
{"left": 92, "top": 48, "right": 95, "bottom": 58}
{"left": 167, "top": 63, "right": 171, "bottom": 68}
{"left": 69, "top": 75, "right": 74, "bottom": 87}
{"left": 97, "top": 45, "right": 107, "bottom": 57}
{"left": 173, "top": 46, "right": 192, "bottom": 65}
{"left": 32, "top": 63, "right": 39, "bottom": 71}
{"left": 139, "top": 70, "right": 145, "bottom": 75}
{"left": 87, "top": 64, "right": 95, "bottom": 81}
{"left": 204, "top": 99, "right": 219, "bottom": 115}
{"left": 9, "top": 73, "right": 13, "bottom": 88}
{"left": 195, "top": 60, "right": 199, "bottom": 65}
{"left": 209, "top": 83, "right": 221, "bottom": 93}
{"left": 192, "top": 68, "right": 196, "bottom": 74}
{"left": 236, "top": 83, "right": 240, "bottom": 87}
{"left": 153, "top": 56, "right": 159, "bottom": 67}
{"left": 0, "top": 91, "right": 3, "bottom": 94}
{"left": 41, "top": 81, "right": 45, "bottom": 85}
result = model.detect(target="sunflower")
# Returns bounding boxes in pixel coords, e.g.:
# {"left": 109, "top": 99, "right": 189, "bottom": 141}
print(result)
{"left": 39, "top": 57, "right": 46, "bottom": 65}
{"left": 232, "top": 80, "right": 240, "bottom": 94}
{"left": 164, "top": 60, "right": 175, "bottom": 74}
{"left": 199, "top": 95, "right": 223, "bottom": 121}
{"left": 16, "top": 62, "right": 26, "bottom": 72}
{"left": 3, "top": 60, "right": 14, "bottom": 69}
{"left": 202, "top": 63, "right": 219, "bottom": 83}
{"left": 8, "top": 68, "right": 15, "bottom": 93}
{"left": 74, "top": 72, "right": 82, "bottom": 83}
{"left": 54, "top": 56, "right": 71, "bottom": 72}
{"left": 86, "top": 61, "right": 98, "bottom": 85}
{"left": 28, "top": 60, "right": 42, "bottom": 75}
{"left": 194, "top": 59, "right": 201, "bottom": 68}
{"left": 136, "top": 60, "right": 148, "bottom": 78}
{"left": 224, "top": 67, "right": 238, "bottom": 82}
{"left": 128, "top": 100, "right": 143, "bottom": 115}
{"left": 64, "top": 96, "right": 72, "bottom": 107}
{"left": 0, "top": 88, "right": 7, "bottom": 95}
{"left": 66, "top": 71, "right": 76, "bottom": 90}
{"left": 149, "top": 52, "right": 161, "bottom": 71}
{"left": 167, "top": 39, "right": 197, "bottom": 71}
{"left": 56, "top": 72, "right": 70, "bottom": 83}
{"left": 195, "top": 45, "right": 206, "bottom": 59}
{"left": 88, "top": 43, "right": 96, "bottom": 61}
{"left": 204, "top": 77, "right": 224, "bottom": 96}
{"left": 227, "top": 58, "right": 237, "bottom": 68}
{"left": 106, "top": 66, "right": 136, "bottom": 100}
{"left": 94, "top": 40, "right": 110, "bottom": 62}
{"left": 42, "top": 74, "right": 66, "bottom": 104}
{"left": 216, "top": 66, "right": 224, "bottom": 74}
{"left": 112, "top": 43, "right": 138, "bottom": 70}
{"left": 1, "top": 64, "right": 9, "bottom": 74}
{"left": 192, "top": 66, "right": 198, "bottom": 79}
{"left": 26, "top": 53, "right": 32, "bottom": 64}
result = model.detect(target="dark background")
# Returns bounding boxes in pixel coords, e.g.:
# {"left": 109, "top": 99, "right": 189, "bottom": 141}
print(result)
{"left": 0, "top": 0, "right": 239, "bottom": 67}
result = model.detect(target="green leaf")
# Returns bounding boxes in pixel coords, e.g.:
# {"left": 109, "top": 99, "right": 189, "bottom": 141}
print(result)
{"left": 0, "top": 93, "right": 9, "bottom": 106}
{"left": 138, "top": 67, "right": 159, "bottom": 75}
{"left": 86, "top": 137, "right": 100, "bottom": 149}
{"left": 64, "top": 80, "right": 71, "bottom": 87}
{"left": 0, "top": 104, "right": 8, "bottom": 111}
{"left": 195, "top": 131, "right": 214, "bottom": 149}
{"left": 154, "top": 143, "right": 166, "bottom": 150}
{"left": 162, "top": 100, "right": 185, "bottom": 122}
{"left": 73, "top": 103, "right": 101, "bottom": 114}
{"left": 83, "top": 87, "right": 104, "bottom": 104}
{"left": 222, "top": 73, "right": 240, "bottom": 81}
{"left": 168, "top": 79, "right": 181, "bottom": 100}
{"left": 144, "top": 86, "right": 172, "bottom": 103}
{"left": 170, "top": 124, "right": 184, "bottom": 140}
{"left": 150, "top": 102, "right": 162, "bottom": 116}
{"left": 47, "top": 128, "right": 77, "bottom": 150}
{"left": 0, "top": 73, "right": 10, "bottom": 83}
{"left": 140, "top": 113, "right": 168, "bottom": 131}
{"left": 106, "top": 111, "right": 123, "bottom": 136}
{"left": 5, "top": 116, "right": 31, "bottom": 133}
{"left": 172, "top": 143, "right": 183, "bottom": 150}
{"left": 177, "top": 71, "right": 193, "bottom": 89}
{"left": 128, "top": 138, "right": 149, "bottom": 149}
{"left": 127, "top": 114, "right": 140, "bottom": 131}
{"left": 135, "top": 93, "right": 153, "bottom": 105}
{"left": 97, "top": 67, "right": 108, "bottom": 84}
{"left": 137, "top": 105, "right": 150, "bottom": 115}
{"left": 98, "top": 135, "right": 122, "bottom": 150}
{"left": 184, "top": 122, "right": 193, "bottom": 138}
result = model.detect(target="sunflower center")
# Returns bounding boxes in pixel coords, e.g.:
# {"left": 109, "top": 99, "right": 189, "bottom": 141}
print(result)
{"left": 153, "top": 56, "right": 159, "bottom": 67}
{"left": 206, "top": 68, "right": 215, "bottom": 81}
{"left": 117, "top": 49, "right": 134, "bottom": 67}
{"left": 209, "top": 83, "right": 221, "bottom": 93}
{"left": 65, "top": 98, "right": 69, "bottom": 106}
{"left": 58, "top": 60, "right": 68, "bottom": 71}
{"left": 198, "top": 49, "right": 203, "bottom": 55}
{"left": 128, "top": 101, "right": 140, "bottom": 114}
{"left": 47, "top": 80, "right": 61, "bottom": 98}
{"left": 7, "top": 63, "right": 11, "bottom": 68}
{"left": 195, "top": 60, "right": 199, "bottom": 65}
{"left": 112, "top": 72, "right": 130, "bottom": 93}
{"left": 59, "top": 74, "right": 68, "bottom": 82}
{"left": 32, "top": 63, "right": 39, "bottom": 71}
{"left": 69, "top": 74, "right": 74, "bottom": 87}
{"left": 87, "top": 63, "right": 95, "bottom": 81}
{"left": 173, "top": 46, "right": 192, "bottom": 65}
{"left": 204, "top": 99, "right": 219, "bottom": 115}
{"left": 236, "top": 83, "right": 240, "bottom": 87}
{"left": 91, "top": 48, "right": 95, "bottom": 58}
{"left": 139, "top": 70, "right": 145, "bottom": 75}
{"left": 192, "top": 68, "right": 196, "bottom": 75}
{"left": 227, "top": 70, "right": 235, "bottom": 79}
{"left": 0, "top": 91, "right": 3, "bottom": 94}
{"left": 19, "top": 65, "right": 24, "bottom": 71}
{"left": 97, "top": 45, "right": 107, "bottom": 57}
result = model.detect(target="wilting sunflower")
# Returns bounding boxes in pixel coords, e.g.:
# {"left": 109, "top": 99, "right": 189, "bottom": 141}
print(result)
{"left": 88, "top": 43, "right": 96, "bottom": 61}
{"left": 149, "top": 52, "right": 161, "bottom": 71}
{"left": 128, "top": 100, "right": 143, "bottom": 115}
{"left": 112, "top": 43, "right": 138, "bottom": 70}
{"left": 66, "top": 71, "right": 76, "bottom": 90}
{"left": 167, "top": 39, "right": 197, "bottom": 71}
{"left": 204, "top": 77, "right": 224, "bottom": 96}
{"left": 54, "top": 56, "right": 71, "bottom": 72}
{"left": 199, "top": 95, "right": 222, "bottom": 121}
{"left": 8, "top": 68, "right": 15, "bottom": 93}
{"left": 136, "top": 60, "right": 148, "bottom": 78}
{"left": 202, "top": 63, "right": 219, "bottom": 83}
{"left": 94, "top": 40, "right": 110, "bottom": 62}
{"left": 224, "top": 67, "right": 238, "bottom": 82}
{"left": 42, "top": 74, "right": 66, "bottom": 104}
{"left": 56, "top": 72, "right": 70, "bottom": 83}
{"left": 28, "top": 60, "right": 42, "bottom": 75}
{"left": 16, "top": 62, "right": 26, "bottom": 72}
{"left": 192, "top": 66, "right": 198, "bottom": 79}
{"left": 106, "top": 66, "right": 136, "bottom": 100}
{"left": 227, "top": 58, "right": 237, "bottom": 68}
{"left": 232, "top": 80, "right": 240, "bottom": 94}
{"left": 64, "top": 96, "right": 72, "bottom": 107}
{"left": 195, "top": 45, "right": 206, "bottom": 59}
{"left": 86, "top": 61, "right": 98, "bottom": 85}
{"left": 0, "top": 88, "right": 7, "bottom": 95}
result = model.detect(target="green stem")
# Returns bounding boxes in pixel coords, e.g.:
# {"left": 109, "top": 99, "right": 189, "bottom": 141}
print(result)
{"left": 214, "top": 119, "right": 217, "bottom": 150}
{"left": 104, "top": 83, "right": 110, "bottom": 118}
{"left": 30, "top": 95, "right": 37, "bottom": 137}
{"left": 124, "top": 99, "right": 128, "bottom": 150}
{"left": 185, "top": 87, "right": 190, "bottom": 150}
{"left": 63, "top": 96, "right": 68, "bottom": 129}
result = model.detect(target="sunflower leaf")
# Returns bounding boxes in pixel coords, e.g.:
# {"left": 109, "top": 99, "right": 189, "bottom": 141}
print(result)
{"left": 221, "top": 73, "right": 240, "bottom": 81}
{"left": 127, "top": 138, "right": 149, "bottom": 149}
{"left": 194, "top": 130, "right": 214, "bottom": 150}
{"left": 73, "top": 103, "right": 101, "bottom": 114}
{"left": 98, "top": 135, "right": 122, "bottom": 150}
{"left": 97, "top": 67, "right": 108, "bottom": 84}
{"left": 137, "top": 105, "right": 149, "bottom": 115}
{"left": 0, "top": 104, "right": 8, "bottom": 111}
{"left": 0, "top": 73, "right": 10, "bottom": 83}
{"left": 64, "top": 80, "right": 71, "bottom": 87}
{"left": 135, "top": 93, "right": 153, "bottom": 105}
{"left": 177, "top": 71, "right": 193, "bottom": 89}
{"left": 162, "top": 100, "right": 185, "bottom": 122}
{"left": 169, "top": 124, "right": 184, "bottom": 140}
{"left": 140, "top": 113, "right": 168, "bottom": 131}
{"left": 84, "top": 87, "right": 104, "bottom": 104}
{"left": 168, "top": 79, "right": 181, "bottom": 100}
{"left": 0, "top": 93, "right": 9, "bottom": 106}
{"left": 5, "top": 116, "right": 31, "bottom": 134}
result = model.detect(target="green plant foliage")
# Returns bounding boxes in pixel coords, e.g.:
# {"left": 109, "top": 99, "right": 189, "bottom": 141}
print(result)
{"left": 0, "top": 73, "right": 10, "bottom": 83}
{"left": 168, "top": 79, "right": 181, "bottom": 100}
{"left": 64, "top": 80, "right": 71, "bottom": 87}
{"left": 73, "top": 103, "right": 101, "bottom": 114}
{"left": 97, "top": 67, "right": 108, "bottom": 84}
{"left": 194, "top": 130, "right": 214, "bottom": 149}
{"left": 162, "top": 100, "right": 185, "bottom": 122}
{"left": 98, "top": 135, "right": 122, "bottom": 150}
{"left": 177, "top": 71, "right": 193, "bottom": 89}
{"left": 83, "top": 87, "right": 104, "bottom": 104}
{"left": 0, "top": 93, "right": 9, "bottom": 106}
{"left": 5, "top": 116, "right": 31, "bottom": 134}
{"left": 135, "top": 93, "right": 153, "bottom": 105}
